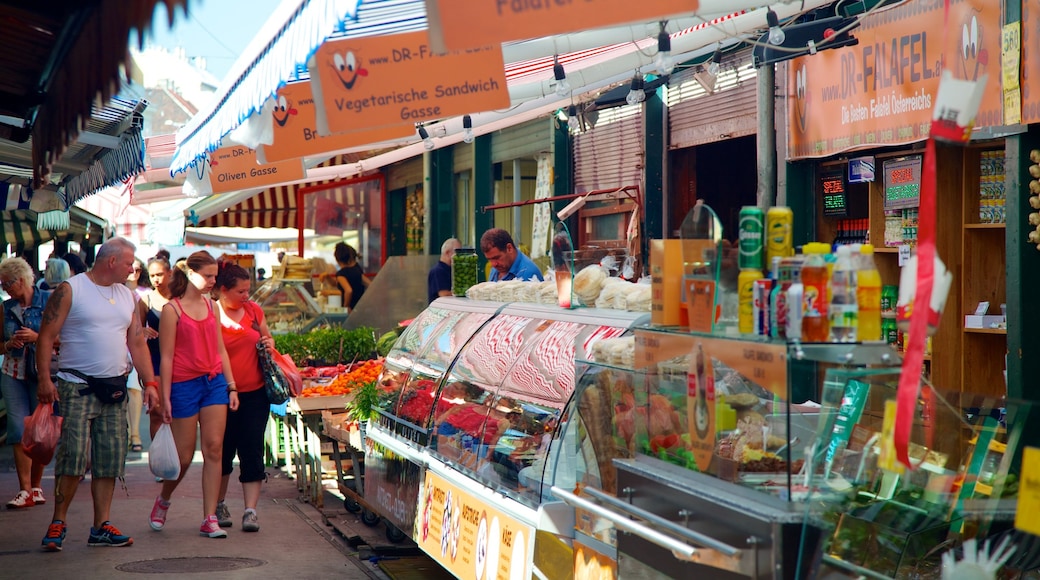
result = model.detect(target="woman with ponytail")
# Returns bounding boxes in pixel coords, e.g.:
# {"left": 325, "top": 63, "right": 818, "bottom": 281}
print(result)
{"left": 149, "top": 251, "right": 238, "bottom": 539}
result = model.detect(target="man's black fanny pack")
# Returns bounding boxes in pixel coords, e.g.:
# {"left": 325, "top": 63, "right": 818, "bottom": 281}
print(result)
{"left": 61, "top": 368, "right": 129, "bottom": 404}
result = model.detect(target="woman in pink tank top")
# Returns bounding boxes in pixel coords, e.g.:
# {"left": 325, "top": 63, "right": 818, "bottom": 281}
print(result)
{"left": 151, "top": 251, "right": 238, "bottom": 539}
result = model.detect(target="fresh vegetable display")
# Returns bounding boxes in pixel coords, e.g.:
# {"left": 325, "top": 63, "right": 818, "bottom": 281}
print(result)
{"left": 451, "top": 249, "right": 478, "bottom": 296}
{"left": 300, "top": 359, "right": 385, "bottom": 398}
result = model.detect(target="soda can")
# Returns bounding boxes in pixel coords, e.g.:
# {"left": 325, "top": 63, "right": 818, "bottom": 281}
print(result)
{"left": 738, "top": 269, "right": 764, "bottom": 334}
{"left": 766, "top": 206, "right": 794, "bottom": 265}
{"left": 739, "top": 206, "right": 765, "bottom": 270}
{"left": 753, "top": 278, "right": 774, "bottom": 336}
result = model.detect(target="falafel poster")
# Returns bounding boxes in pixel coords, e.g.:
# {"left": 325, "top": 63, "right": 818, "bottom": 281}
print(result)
{"left": 416, "top": 471, "right": 534, "bottom": 580}
{"left": 788, "top": 0, "right": 1003, "bottom": 159}
{"left": 309, "top": 31, "right": 510, "bottom": 136}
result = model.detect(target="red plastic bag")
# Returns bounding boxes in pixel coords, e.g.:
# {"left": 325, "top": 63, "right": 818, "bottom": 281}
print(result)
{"left": 273, "top": 350, "right": 303, "bottom": 397}
{"left": 22, "top": 403, "right": 62, "bottom": 464}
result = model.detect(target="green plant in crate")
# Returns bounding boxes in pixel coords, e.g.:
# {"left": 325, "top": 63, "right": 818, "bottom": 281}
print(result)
{"left": 302, "top": 327, "right": 378, "bottom": 364}
{"left": 273, "top": 333, "right": 310, "bottom": 363}
{"left": 345, "top": 380, "right": 380, "bottom": 422}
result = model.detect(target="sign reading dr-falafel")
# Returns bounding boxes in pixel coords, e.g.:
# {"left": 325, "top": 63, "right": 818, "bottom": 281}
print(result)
{"left": 310, "top": 31, "right": 510, "bottom": 136}
{"left": 206, "top": 145, "right": 305, "bottom": 195}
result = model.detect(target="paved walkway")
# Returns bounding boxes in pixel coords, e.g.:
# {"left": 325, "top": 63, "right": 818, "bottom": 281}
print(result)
{"left": 0, "top": 439, "right": 389, "bottom": 579}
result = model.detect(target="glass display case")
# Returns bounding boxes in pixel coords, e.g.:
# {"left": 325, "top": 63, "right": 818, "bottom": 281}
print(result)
{"left": 251, "top": 278, "right": 321, "bottom": 334}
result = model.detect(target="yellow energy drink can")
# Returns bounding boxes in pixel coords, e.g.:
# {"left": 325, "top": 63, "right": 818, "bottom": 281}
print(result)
{"left": 766, "top": 206, "right": 794, "bottom": 265}
{"left": 738, "top": 269, "right": 764, "bottom": 334}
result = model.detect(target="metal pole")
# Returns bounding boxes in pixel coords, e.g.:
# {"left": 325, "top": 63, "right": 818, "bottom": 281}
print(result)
{"left": 513, "top": 159, "right": 522, "bottom": 244}
{"left": 757, "top": 63, "right": 776, "bottom": 208}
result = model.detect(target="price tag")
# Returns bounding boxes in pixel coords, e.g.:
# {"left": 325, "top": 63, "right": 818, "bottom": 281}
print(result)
{"left": 898, "top": 245, "right": 911, "bottom": 267}
{"left": 1015, "top": 447, "right": 1040, "bottom": 536}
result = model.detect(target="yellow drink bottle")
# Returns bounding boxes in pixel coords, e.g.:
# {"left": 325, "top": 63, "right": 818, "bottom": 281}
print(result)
{"left": 857, "top": 244, "right": 883, "bottom": 341}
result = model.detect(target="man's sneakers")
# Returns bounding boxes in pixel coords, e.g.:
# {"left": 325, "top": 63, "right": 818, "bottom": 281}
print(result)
{"left": 149, "top": 495, "right": 171, "bottom": 531}
{"left": 199, "top": 515, "right": 227, "bottom": 538}
{"left": 41, "top": 521, "right": 66, "bottom": 551}
{"left": 241, "top": 509, "right": 259, "bottom": 533}
{"left": 216, "top": 501, "right": 232, "bottom": 528}
{"left": 31, "top": 488, "right": 46, "bottom": 505}
{"left": 7, "top": 490, "right": 34, "bottom": 509}
{"left": 88, "top": 521, "right": 133, "bottom": 547}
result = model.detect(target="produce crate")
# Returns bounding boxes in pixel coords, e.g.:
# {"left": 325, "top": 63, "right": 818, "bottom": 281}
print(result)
{"left": 292, "top": 394, "right": 353, "bottom": 412}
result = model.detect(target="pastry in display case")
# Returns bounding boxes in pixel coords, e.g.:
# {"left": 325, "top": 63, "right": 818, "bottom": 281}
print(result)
{"left": 251, "top": 278, "right": 321, "bottom": 334}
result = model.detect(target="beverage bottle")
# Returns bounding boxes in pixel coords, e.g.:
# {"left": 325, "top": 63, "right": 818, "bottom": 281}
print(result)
{"left": 829, "top": 245, "right": 858, "bottom": 342}
{"left": 784, "top": 262, "right": 804, "bottom": 341}
{"left": 857, "top": 244, "right": 883, "bottom": 341}
{"left": 768, "top": 257, "right": 782, "bottom": 338}
{"left": 800, "top": 243, "right": 830, "bottom": 342}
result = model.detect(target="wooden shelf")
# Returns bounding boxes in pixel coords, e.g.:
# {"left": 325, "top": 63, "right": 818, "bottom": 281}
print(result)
{"left": 963, "top": 223, "right": 1006, "bottom": 230}
{"left": 874, "top": 247, "right": 900, "bottom": 253}
{"left": 963, "top": 327, "right": 1007, "bottom": 335}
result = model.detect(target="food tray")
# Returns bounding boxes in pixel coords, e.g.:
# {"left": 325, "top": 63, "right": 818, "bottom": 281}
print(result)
{"left": 292, "top": 394, "right": 353, "bottom": 411}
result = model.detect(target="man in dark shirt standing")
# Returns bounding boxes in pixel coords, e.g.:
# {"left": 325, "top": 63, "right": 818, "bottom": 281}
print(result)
{"left": 428, "top": 238, "right": 461, "bottom": 304}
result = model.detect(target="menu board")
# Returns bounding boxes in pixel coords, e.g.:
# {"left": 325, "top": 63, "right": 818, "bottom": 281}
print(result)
{"left": 883, "top": 156, "right": 922, "bottom": 210}
{"left": 821, "top": 170, "right": 848, "bottom": 217}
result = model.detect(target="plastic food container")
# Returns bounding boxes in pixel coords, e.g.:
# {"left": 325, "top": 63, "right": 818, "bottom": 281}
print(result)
{"left": 451, "top": 248, "right": 478, "bottom": 297}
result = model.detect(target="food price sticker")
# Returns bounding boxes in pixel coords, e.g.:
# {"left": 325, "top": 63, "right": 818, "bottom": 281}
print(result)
{"left": 1015, "top": 447, "right": 1040, "bottom": 536}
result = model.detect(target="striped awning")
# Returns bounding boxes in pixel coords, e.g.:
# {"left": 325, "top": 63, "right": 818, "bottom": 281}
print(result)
{"left": 0, "top": 208, "right": 100, "bottom": 249}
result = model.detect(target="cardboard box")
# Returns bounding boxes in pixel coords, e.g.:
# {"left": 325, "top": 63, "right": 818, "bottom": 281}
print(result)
{"left": 292, "top": 394, "right": 353, "bottom": 412}
{"left": 650, "top": 239, "right": 685, "bottom": 326}
{"left": 964, "top": 315, "right": 1004, "bottom": 329}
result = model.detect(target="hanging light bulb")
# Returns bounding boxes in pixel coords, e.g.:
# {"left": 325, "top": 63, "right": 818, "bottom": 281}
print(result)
{"left": 553, "top": 55, "right": 571, "bottom": 97}
{"left": 417, "top": 126, "right": 435, "bottom": 150}
{"left": 462, "top": 115, "right": 474, "bottom": 144}
{"left": 766, "top": 9, "right": 786, "bottom": 45}
{"left": 707, "top": 47, "right": 723, "bottom": 76}
{"left": 567, "top": 105, "right": 580, "bottom": 132}
{"left": 654, "top": 23, "right": 674, "bottom": 75}
{"left": 626, "top": 75, "right": 645, "bottom": 106}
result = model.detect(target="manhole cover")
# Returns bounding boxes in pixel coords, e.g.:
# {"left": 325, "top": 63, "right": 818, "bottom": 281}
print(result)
{"left": 116, "top": 557, "right": 265, "bottom": 574}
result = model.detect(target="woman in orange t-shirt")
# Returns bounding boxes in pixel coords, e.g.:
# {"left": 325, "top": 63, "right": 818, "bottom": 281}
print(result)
{"left": 211, "top": 261, "right": 273, "bottom": 533}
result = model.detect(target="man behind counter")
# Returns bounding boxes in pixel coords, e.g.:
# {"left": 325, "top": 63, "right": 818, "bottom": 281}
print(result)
{"left": 480, "top": 228, "right": 543, "bottom": 282}
{"left": 428, "top": 238, "right": 461, "bottom": 304}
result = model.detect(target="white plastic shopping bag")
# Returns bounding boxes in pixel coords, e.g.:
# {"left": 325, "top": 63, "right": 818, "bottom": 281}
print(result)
{"left": 148, "top": 424, "right": 181, "bottom": 480}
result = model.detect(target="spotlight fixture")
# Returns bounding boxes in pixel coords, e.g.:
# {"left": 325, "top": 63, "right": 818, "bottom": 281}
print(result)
{"left": 707, "top": 47, "right": 723, "bottom": 76}
{"left": 553, "top": 55, "right": 571, "bottom": 97}
{"left": 626, "top": 75, "right": 646, "bottom": 106}
{"left": 766, "top": 9, "right": 786, "bottom": 45}
{"left": 654, "top": 22, "right": 674, "bottom": 75}
{"left": 417, "top": 125, "right": 435, "bottom": 150}
{"left": 462, "top": 115, "right": 474, "bottom": 144}
{"left": 567, "top": 105, "right": 580, "bottom": 132}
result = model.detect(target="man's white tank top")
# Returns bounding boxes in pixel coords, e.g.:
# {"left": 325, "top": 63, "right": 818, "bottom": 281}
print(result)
{"left": 57, "top": 273, "right": 136, "bottom": 380}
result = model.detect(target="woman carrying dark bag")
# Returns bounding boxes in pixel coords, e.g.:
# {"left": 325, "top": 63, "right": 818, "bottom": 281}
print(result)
{"left": 0, "top": 257, "right": 52, "bottom": 508}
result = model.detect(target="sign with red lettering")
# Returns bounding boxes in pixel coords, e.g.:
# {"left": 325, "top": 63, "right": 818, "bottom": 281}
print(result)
{"left": 309, "top": 31, "right": 510, "bottom": 136}
{"left": 425, "top": 0, "right": 698, "bottom": 53}
{"left": 260, "top": 81, "right": 413, "bottom": 163}
{"left": 788, "top": 0, "right": 1003, "bottom": 159}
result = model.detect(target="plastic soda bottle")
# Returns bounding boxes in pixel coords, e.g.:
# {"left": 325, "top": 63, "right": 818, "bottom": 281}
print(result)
{"left": 857, "top": 244, "right": 883, "bottom": 341}
{"left": 829, "top": 245, "right": 858, "bottom": 342}
{"left": 800, "top": 242, "right": 830, "bottom": 342}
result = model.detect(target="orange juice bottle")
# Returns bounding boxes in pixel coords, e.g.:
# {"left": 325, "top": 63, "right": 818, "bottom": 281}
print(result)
{"left": 800, "top": 242, "right": 830, "bottom": 342}
{"left": 856, "top": 244, "right": 883, "bottom": 341}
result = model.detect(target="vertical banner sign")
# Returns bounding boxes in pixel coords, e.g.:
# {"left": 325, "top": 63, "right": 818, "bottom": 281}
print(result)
{"left": 424, "top": 0, "right": 698, "bottom": 54}
{"left": 1022, "top": 1, "right": 1040, "bottom": 123}
{"left": 310, "top": 31, "right": 510, "bottom": 136}
{"left": 205, "top": 145, "right": 305, "bottom": 195}
{"left": 788, "top": 0, "right": 1003, "bottom": 159}
{"left": 416, "top": 471, "right": 534, "bottom": 580}
{"left": 259, "top": 82, "right": 414, "bottom": 164}
{"left": 530, "top": 154, "right": 552, "bottom": 260}
{"left": 1002, "top": 22, "right": 1022, "bottom": 125}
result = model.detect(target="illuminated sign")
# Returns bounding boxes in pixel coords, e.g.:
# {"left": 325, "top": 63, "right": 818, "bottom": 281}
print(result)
{"left": 821, "top": 170, "right": 847, "bottom": 217}
{"left": 883, "top": 156, "right": 922, "bottom": 210}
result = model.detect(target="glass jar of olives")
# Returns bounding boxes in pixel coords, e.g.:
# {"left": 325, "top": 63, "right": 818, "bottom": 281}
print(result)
{"left": 451, "top": 248, "right": 478, "bottom": 297}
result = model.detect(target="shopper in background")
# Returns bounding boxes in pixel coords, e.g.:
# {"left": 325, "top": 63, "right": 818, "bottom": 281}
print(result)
{"left": 126, "top": 258, "right": 150, "bottom": 299}
{"left": 135, "top": 255, "right": 173, "bottom": 453}
{"left": 123, "top": 257, "right": 150, "bottom": 452}
{"left": 37, "top": 237, "right": 158, "bottom": 551}
{"left": 61, "top": 253, "right": 86, "bottom": 276}
{"left": 329, "top": 242, "right": 369, "bottom": 312}
{"left": 38, "top": 258, "right": 70, "bottom": 291}
{"left": 480, "top": 228, "right": 543, "bottom": 282}
{"left": 212, "top": 261, "right": 274, "bottom": 532}
{"left": 150, "top": 251, "right": 237, "bottom": 539}
{"left": 0, "top": 257, "right": 51, "bottom": 509}
{"left": 428, "top": 238, "right": 461, "bottom": 304}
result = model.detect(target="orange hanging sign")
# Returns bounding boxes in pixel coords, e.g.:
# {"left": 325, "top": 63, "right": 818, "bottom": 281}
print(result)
{"left": 787, "top": 0, "right": 1003, "bottom": 159}
{"left": 260, "top": 82, "right": 414, "bottom": 164}
{"left": 425, "top": 0, "right": 698, "bottom": 53}
{"left": 205, "top": 145, "right": 305, "bottom": 195}
{"left": 310, "top": 31, "right": 510, "bottom": 136}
